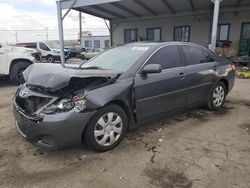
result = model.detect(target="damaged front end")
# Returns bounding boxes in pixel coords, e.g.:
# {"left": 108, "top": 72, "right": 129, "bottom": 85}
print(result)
{"left": 17, "top": 63, "right": 121, "bottom": 115}
{"left": 13, "top": 63, "right": 122, "bottom": 149}
{"left": 15, "top": 76, "right": 111, "bottom": 117}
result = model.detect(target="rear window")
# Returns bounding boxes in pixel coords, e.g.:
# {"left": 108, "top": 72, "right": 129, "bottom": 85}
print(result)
{"left": 181, "top": 45, "right": 215, "bottom": 66}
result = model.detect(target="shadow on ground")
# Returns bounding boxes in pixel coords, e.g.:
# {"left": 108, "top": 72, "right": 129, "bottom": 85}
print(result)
{"left": 0, "top": 76, "right": 13, "bottom": 88}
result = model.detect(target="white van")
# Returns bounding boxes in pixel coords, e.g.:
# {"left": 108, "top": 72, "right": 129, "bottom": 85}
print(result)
{"left": 0, "top": 43, "right": 36, "bottom": 84}
{"left": 17, "top": 41, "right": 69, "bottom": 63}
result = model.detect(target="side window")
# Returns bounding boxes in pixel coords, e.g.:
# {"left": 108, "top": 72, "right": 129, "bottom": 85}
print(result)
{"left": 147, "top": 28, "right": 161, "bottom": 41}
{"left": 39, "top": 43, "right": 50, "bottom": 51}
{"left": 203, "top": 51, "right": 215, "bottom": 63}
{"left": 217, "top": 24, "right": 230, "bottom": 41}
{"left": 124, "top": 29, "right": 138, "bottom": 43}
{"left": 94, "top": 40, "right": 100, "bottom": 48}
{"left": 85, "top": 40, "right": 92, "bottom": 48}
{"left": 104, "top": 40, "right": 110, "bottom": 47}
{"left": 174, "top": 26, "right": 190, "bottom": 42}
{"left": 181, "top": 45, "right": 214, "bottom": 65}
{"left": 147, "top": 45, "right": 182, "bottom": 69}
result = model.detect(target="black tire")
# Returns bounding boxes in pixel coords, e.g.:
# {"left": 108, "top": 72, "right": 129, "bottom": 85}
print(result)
{"left": 84, "top": 104, "right": 128, "bottom": 152}
{"left": 47, "top": 55, "right": 54, "bottom": 63}
{"left": 208, "top": 81, "right": 227, "bottom": 111}
{"left": 9, "top": 61, "right": 31, "bottom": 85}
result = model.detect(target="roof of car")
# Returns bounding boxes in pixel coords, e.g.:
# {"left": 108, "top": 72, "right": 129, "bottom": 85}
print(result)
{"left": 122, "top": 41, "right": 217, "bottom": 59}
{"left": 125, "top": 41, "right": 204, "bottom": 48}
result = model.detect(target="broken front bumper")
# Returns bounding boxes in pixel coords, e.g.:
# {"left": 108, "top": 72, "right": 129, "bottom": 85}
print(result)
{"left": 13, "top": 100, "right": 96, "bottom": 150}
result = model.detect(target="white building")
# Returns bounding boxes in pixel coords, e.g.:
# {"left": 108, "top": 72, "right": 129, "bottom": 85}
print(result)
{"left": 81, "top": 35, "right": 110, "bottom": 49}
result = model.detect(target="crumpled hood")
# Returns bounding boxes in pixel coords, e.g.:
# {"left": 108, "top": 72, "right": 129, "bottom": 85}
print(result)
{"left": 23, "top": 63, "right": 121, "bottom": 91}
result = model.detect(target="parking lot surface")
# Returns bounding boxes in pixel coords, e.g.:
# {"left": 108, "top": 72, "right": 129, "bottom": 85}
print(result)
{"left": 0, "top": 77, "right": 250, "bottom": 188}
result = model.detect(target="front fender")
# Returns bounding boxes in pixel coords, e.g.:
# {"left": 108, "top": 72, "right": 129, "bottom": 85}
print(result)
{"left": 85, "top": 78, "right": 134, "bottom": 110}
{"left": 84, "top": 78, "right": 137, "bottom": 129}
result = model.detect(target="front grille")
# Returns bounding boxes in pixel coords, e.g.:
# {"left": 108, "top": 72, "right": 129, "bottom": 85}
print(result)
{"left": 16, "top": 96, "right": 51, "bottom": 115}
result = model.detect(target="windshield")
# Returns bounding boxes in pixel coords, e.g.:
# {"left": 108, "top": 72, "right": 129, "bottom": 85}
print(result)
{"left": 80, "top": 45, "right": 149, "bottom": 72}
{"left": 47, "top": 42, "right": 60, "bottom": 49}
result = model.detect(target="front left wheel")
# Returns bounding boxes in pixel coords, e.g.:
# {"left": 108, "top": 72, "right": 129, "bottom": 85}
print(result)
{"left": 84, "top": 104, "right": 128, "bottom": 152}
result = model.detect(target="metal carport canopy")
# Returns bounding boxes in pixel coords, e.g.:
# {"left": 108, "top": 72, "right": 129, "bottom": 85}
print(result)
{"left": 57, "top": 0, "right": 250, "bottom": 65}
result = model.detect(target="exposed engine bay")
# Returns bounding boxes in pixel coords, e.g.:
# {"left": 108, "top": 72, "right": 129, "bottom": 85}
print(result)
{"left": 15, "top": 63, "right": 130, "bottom": 118}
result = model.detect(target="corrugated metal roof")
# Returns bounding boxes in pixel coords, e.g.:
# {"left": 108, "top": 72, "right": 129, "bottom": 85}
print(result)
{"left": 60, "top": 0, "right": 250, "bottom": 20}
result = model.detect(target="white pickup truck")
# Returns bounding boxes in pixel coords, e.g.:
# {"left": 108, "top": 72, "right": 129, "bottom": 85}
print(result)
{"left": 17, "top": 41, "right": 69, "bottom": 63}
{"left": 0, "top": 43, "right": 36, "bottom": 84}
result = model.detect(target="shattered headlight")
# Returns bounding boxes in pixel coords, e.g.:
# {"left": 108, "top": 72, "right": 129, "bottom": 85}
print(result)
{"left": 57, "top": 99, "right": 75, "bottom": 111}
{"left": 42, "top": 95, "right": 86, "bottom": 114}
{"left": 42, "top": 99, "right": 74, "bottom": 114}
{"left": 73, "top": 95, "right": 86, "bottom": 112}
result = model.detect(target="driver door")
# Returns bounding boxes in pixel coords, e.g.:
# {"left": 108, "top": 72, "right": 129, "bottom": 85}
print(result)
{"left": 134, "top": 45, "right": 188, "bottom": 121}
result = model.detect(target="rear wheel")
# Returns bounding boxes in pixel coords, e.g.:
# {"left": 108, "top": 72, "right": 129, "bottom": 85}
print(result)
{"left": 9, "top": 61, "right": 31, "bottom": 85}
{"left": 208, "top": 81, "right": 226, "bottom": 111}
{"left": 84, "top": 104, "right": 128, "bottom": 152}
{"left": 47, "top": 55, "right": 54, "bottom": 63}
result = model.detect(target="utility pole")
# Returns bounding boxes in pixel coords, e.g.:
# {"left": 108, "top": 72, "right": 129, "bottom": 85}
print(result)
{"left": 79, "top": 12, "right": 82, "bottom": 47}
{"left": 15, "top": 33, "right": 18, "bottom": 44}
{"left": 45, "top": 27, "right": 48, "bottom": 41}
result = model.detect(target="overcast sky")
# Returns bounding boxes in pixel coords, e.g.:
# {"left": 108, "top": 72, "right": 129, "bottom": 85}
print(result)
{"left": 0, "top": 0, "right": 109, "bottom": 44}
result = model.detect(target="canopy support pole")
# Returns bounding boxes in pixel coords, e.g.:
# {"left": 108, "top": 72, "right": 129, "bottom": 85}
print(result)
{"left": 57, "top": 1, "right": 65, "bottom": 66}
{"left": 209, "top": 0, "right": 222, "bottom": 51}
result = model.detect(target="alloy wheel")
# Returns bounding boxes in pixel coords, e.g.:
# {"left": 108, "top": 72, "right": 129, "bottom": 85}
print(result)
{"left": 213, "top": 85, "right": 225, "bottom": 107}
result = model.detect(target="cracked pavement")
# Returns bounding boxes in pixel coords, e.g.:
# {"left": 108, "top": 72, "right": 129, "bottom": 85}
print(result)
{"left": 0, "top": 77, "right": 250, "bottom": 188}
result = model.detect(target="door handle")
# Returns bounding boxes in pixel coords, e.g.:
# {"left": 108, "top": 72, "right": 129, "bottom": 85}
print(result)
{"left": 179, "top": 72, "right": 185, "bottom": 79}
{"left": 213, "top": 66, "right": 218, "bottom": 71}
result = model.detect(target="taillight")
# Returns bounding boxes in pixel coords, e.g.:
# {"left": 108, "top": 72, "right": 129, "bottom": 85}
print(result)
{"left": 230, "top": 64, "right": 236, "bottom": 70}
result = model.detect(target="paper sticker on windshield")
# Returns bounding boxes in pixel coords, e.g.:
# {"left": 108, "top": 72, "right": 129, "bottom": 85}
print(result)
{"left": 132, "top": 47, "right": 149, "bottom": 51}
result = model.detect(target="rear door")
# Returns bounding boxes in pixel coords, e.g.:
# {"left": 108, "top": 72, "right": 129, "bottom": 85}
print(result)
{"left": 134, "top": 45, "right": 188, "bottom": 121}
{"left": 180, "top": 45, "right": 218, "bottom": 105}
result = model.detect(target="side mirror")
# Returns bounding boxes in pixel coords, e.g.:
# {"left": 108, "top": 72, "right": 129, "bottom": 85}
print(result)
{"left": 0, "top": 45, "right": 2, "bottom": 48}
{"left": 141, "top": 64, "right": 162, "bottom": 75}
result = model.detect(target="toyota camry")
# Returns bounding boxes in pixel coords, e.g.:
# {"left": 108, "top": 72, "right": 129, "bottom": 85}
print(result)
{"left": 13, "top": 42, "right": 235, "bottom": 152}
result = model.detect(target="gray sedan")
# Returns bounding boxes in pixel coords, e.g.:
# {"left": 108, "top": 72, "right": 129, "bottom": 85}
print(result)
{"left": 13, "top": 42, "right": 235, "bottom": 152}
